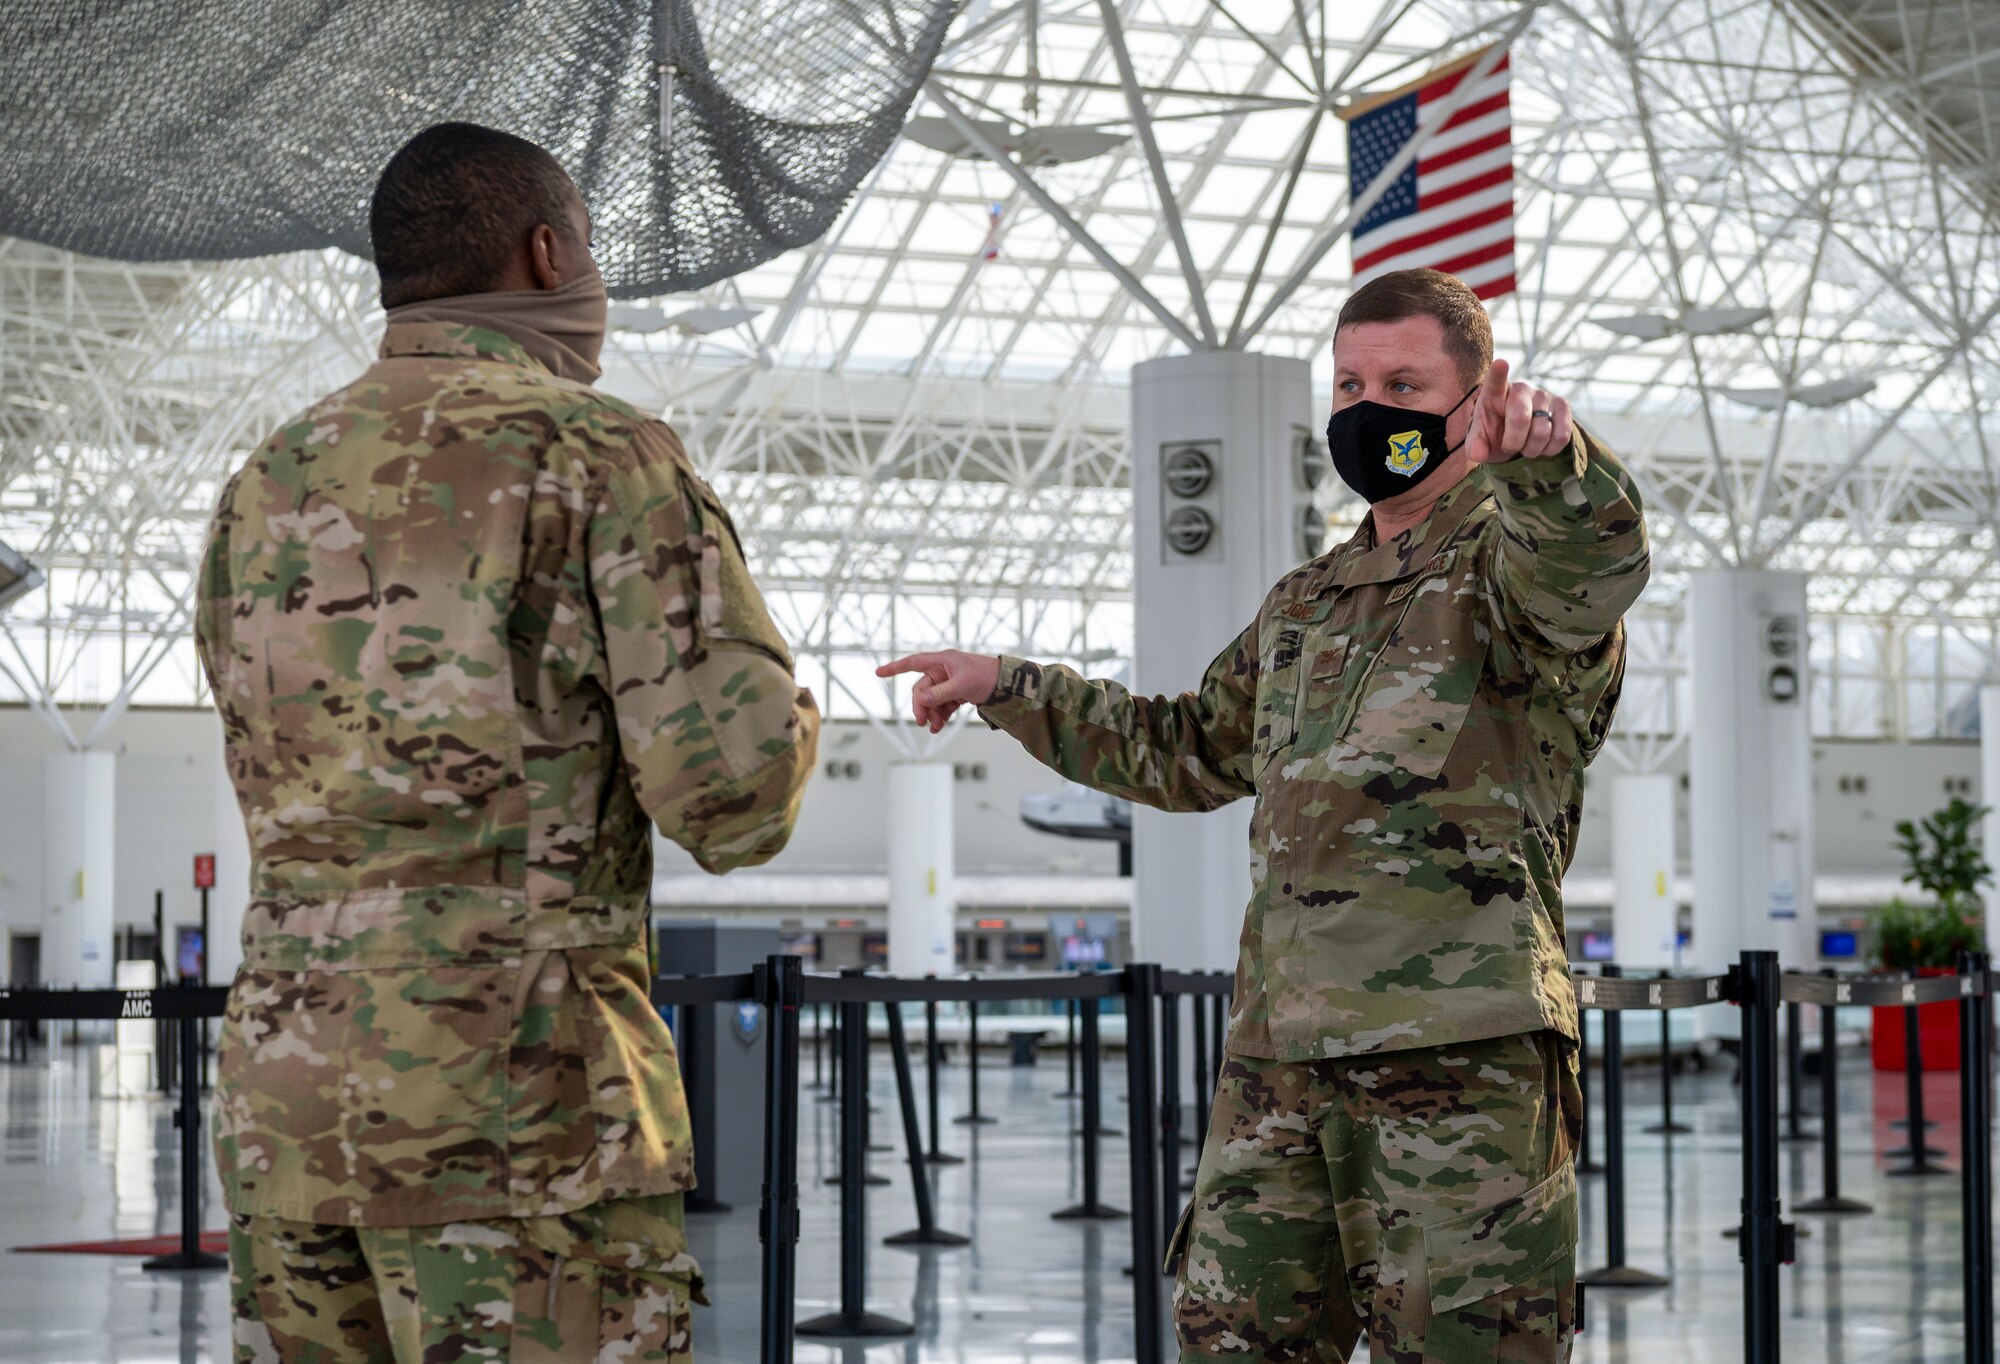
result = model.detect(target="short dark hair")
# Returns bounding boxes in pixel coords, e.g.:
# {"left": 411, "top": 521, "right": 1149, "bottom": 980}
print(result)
{"left": 369, "top": 122, "right": 581, "bottom": 308}
{"left": 1334, "top": 268, "right": 1494, "bottom": 387}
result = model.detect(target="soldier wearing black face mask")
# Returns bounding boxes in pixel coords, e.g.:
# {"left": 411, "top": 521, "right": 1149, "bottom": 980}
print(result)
{"left": 877, "top": 267, "right": 1652, "bottom": 1362}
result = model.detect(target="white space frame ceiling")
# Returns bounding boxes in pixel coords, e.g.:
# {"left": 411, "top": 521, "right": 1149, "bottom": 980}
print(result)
{"left": 1, "top": 0, "right": 1998, "bottom": 749}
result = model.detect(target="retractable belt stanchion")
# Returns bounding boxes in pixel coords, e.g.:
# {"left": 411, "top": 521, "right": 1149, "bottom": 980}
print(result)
{"left": 1736, "top": 950, "right": 1791, "bottom": 1364}
{"left": 756, "top": 955, "right": 803, "bottom": 1364}
{"left": 1783, "top": 999, "right": 1815, "bottom": 1142}
{"left": 883, "top": 1002, "right": 969, "bottom": 1248}
{"left": 810, "top": 999, "right": 825, "bottom": 1091}
{"left": 1887, "top": 987, "right": 1949, "bottom": 1176}
{"left": 1575, "top": 969, "right": 1605, "bottom": 1176}
{"left": 1208, "top": 990, "right": 1225, "bottom": 1097}
{"left": 1054, "top": 992, "right": 1124, "bottom": 1221}
{"left": 924, "top": 998, "right": 962, "bottom": 1165}
{"left": 955, "top": 990, "right": 995, "bottom": 1126}
{"left": 797, "top": 987, "right": 912, "bottom": 1338}
{"left": 819, "top": 1002, "right": 841, "bottom": 1104}
{"left": 1578, "top": 966, "right": 1669, "bottom": 1289}
{"left": 1644, "top": 970, "right": 1691, "bottom": 1137}
{"left": 143, "top": 1007, "right": 228, "bottom": 1272}
{"left": 1793, "top": 968, "right": 1872, "bottom": 1215}
{"left": 1124, "top": 964, "right": 1166, "bottom": 1364}
{"left": 1189, "top": 994, "right": 1209, "bottom": 1177}
{"left": 1959, "top": 952, "right": 1995, "bottom": 1364}
{"left": 1058, "top": 997, "right": 1080, "bottom": 1099}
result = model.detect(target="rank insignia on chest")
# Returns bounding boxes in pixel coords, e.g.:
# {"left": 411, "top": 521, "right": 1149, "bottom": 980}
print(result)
{"left": 1386, "top": 431, "right": 1427, "bottom": 475}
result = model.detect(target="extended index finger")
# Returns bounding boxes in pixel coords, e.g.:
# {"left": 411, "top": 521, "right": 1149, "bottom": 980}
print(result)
{"left": 876, "top": 653, "right": 945, "bottom": 679}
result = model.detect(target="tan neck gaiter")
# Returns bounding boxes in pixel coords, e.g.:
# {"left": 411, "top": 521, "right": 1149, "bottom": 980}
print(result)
{"left": 388, "top": 264, "right": 610, "bottom": 384}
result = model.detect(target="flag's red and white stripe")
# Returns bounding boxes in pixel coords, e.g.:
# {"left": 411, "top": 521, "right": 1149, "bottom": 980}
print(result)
{"left": 1342, "top": 47, "right": 1517, "bottom": 300}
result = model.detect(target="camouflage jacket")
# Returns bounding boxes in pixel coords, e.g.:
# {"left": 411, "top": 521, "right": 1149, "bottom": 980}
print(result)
{"left": 195, "top": 321, "right": 819, "bottom": 1226}
{"left": 980, "top": 430, "right": 1648, "bottom": 1062}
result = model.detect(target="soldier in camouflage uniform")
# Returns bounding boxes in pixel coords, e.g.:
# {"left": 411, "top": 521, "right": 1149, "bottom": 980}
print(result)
{"left": 195, "top": 123, "right": 819, "bottom": 1363}
{"left": 880, "top": 268, "right": 1648, "bottom": 1361}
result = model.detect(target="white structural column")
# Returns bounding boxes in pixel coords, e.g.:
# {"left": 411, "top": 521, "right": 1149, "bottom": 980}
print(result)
{"left": 210, "top": 717, "right": 252, "bottom": 985}
{"left": 1611, "top": 773, "right": 1678, "bottom": 968}
{"left": 40, "top": 751, "right": 116, "bottom": 987}
{"left": 886, "top": 762, "right": 955, "bottom": 978}
{"left": 1130, "top": 352, "right": 1316, "bottom": 971}
{"left": 1984, "top": 686, "right": 2000, "bottom": 955}
{"left": 1688, "top": 569, "right": 1817, "bottom": 975}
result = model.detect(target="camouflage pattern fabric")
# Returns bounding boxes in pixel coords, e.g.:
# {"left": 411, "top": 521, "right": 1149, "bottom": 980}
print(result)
{"left": 1169, "top": 1031, "right": 1581, "bottom": 1362}
{"left": 978, "top": 429, "right": 1648, "bottom": 1061}
{"left": 195, "top": 320, "right": 819, "bottom": 1226}
{"left": 228, "top": 1191, "right": 704, "bottom": 1363}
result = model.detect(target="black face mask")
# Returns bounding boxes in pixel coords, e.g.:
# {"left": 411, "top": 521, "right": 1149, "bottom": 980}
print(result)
{"left": 1326, "top": 385, "right": 1477, "bottom": 504}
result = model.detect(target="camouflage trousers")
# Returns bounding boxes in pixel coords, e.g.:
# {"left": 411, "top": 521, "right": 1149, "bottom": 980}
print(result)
{"left": 228, "top": 1191, "right": 703, "bottom": 1363}
{"left": 1170, "top": 1031, "right": 1581, "bottom": 1364}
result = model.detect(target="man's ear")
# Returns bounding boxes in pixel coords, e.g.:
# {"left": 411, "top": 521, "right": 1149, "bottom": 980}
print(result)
{"left": 528, "top": 223, "right": 563, "bottom": 290}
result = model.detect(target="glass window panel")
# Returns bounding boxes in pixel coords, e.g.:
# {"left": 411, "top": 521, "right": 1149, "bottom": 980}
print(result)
{"left": 1809, "top": 673, "right": 1835, "bottom": 738}
{"left": 1942, "top": 626, "right": 1992, "bottom": 679}
{"left": 1942, "top": 682, "right": 1983, "bottom": 740}
{"left": 1903, "top": 625, "right": 1940, "bottom": 678}
{"left": 1904, "top": 679, "right": 1939, "bottom": 740}
{"left": 1836, "top": 677, "right": 1888, "bottom": 738}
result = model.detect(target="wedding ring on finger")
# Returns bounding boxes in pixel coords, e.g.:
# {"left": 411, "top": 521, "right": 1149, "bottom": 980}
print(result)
{"left": 1531, "top": 409, "right": 1554, "bottom": 421}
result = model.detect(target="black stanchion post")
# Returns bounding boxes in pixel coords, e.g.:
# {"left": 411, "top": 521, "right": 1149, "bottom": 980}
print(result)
{"left": 1124, "top": 964, "right": 1166, "bottom": 1362}
{"left": 1796, "top": 969, "right": 1872, "bottom": 1215}
{"left": 955, "top": 990, "right": 995, "bottom": 1126}
{"left": 1578, "top": 967, "right": 1668, "bottom": 1289}
{"left": 143, "top": 1010, "right": 227, "bottom": 1272}
{"left": 152, "top": 890, "right": 167, "bottom": 1086}
{"left": 1207, "top": 989, "right": 1225, "bottom": 1095}
{"left": 810, "top": 1000, "right": 824, "bottom": 1090}
{"left": 1736, "top": 950, "right": 1790, "bottom": 1364}
{"left": 797, "top": 992, "right": 912, "bottom": 1338}
{"left": 757, "top": 956, "right": 803, "bottom": 1364}
{"left": 684, "top": 997, "right": 732, "bottom": 1214}
{"left": 924, "top": 998, "right": 962, "bottom": 1165}
{"left": 1783, "top": 1000, "right": 1814, "bottom": 1142}
{"left": 1054, "top": 992, "right": 1124, "bottom": 1220}
{"left": 1159, "top": 987, "right": 1183, "bottom": 1260}
{"left": 1576, "top": 978, "right": 1605, "bottom": 1176}
{"left": 1961, "top": 952, "right": 1995, "bottom": 1364}
{"left": 1190, "top": 993, "right": 1209, "bottom": 1164}
{"left": 1644, "top": 971, "right": 1691, "bottom": 1136}
{"left": 819, "top": 1001, "right": 841, "bottom": 1104}
{"left": 884, "top": 1002, "right": 969, "bottom": 1247}
{"left": 1887, "top": 995, "right": 1948, "bottom": 1176}
{"left": 1058, "top": 997, "right": 1079, "bottom": 1099}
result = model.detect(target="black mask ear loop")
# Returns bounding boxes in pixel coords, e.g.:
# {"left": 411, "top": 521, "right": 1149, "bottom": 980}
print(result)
{"left": 1439, "top": 382, "right": 1480, "bottom": 458}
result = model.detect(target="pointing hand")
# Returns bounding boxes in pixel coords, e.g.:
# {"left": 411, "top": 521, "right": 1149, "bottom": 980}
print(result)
{"left": 874, "top": 651, "right": 1002, "bottom": 733}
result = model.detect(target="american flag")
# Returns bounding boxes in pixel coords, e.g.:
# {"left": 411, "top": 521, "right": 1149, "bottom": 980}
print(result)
{"left": 1341, "top": 46, "right": 1516, "bottom": 300}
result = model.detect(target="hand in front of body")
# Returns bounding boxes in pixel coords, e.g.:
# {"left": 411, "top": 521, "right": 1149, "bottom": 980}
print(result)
{"left": 875, "top": 651, "right": 1002, "bottom": 732}
{"left": 1463, "top": 358, "right": 1573, "bottom": 465}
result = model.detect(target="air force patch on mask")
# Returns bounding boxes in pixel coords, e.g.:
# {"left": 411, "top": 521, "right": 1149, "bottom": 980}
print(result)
{"left": 1385, "top": 431, "right": 1427, "bottom": 476}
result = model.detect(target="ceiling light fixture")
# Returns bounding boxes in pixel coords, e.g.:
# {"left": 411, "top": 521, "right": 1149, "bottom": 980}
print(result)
{"left": 1590, "top": 306, "right": 1771, "bottom": 341}
{"left": 902, "top": 115, "right": 1126, "bottom": 166}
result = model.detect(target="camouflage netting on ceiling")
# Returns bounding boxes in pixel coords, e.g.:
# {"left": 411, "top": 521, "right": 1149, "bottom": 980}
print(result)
{"left": 0, "top": 0, "right": 955, "bottom": 298}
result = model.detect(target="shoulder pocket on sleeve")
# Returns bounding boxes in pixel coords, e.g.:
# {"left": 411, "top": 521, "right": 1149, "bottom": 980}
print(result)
{"left": 680, "top": 473, "right": 793, "bottom": 671}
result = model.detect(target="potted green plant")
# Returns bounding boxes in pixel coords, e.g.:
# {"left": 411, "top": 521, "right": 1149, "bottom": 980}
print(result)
{"left": 1870, "top": 797, "right": 1991, "bottom": 1071}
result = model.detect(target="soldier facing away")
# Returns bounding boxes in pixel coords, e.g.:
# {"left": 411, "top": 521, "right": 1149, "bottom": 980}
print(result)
{"left": 880, "top": 268, "right": 1649, "bottom": 1362}
{"left": 196, "top": 122, "right": 819, "bottom": 1363}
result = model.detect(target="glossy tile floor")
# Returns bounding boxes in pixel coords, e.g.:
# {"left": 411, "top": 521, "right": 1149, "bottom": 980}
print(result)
{"left": 1, "top": 1023, "right": 1990, "bottom": 1362}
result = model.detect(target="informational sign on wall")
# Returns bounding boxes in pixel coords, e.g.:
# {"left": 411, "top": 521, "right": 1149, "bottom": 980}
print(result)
{"left": 193, "top": 853, "right": 215, "bottom": 890}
